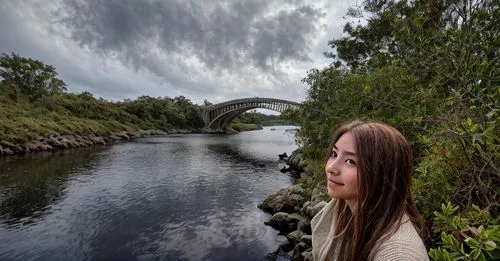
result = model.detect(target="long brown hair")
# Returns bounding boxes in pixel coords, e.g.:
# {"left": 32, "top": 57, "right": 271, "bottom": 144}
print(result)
{"left": 327, "top": 120, "right": 426, "bottom": 261}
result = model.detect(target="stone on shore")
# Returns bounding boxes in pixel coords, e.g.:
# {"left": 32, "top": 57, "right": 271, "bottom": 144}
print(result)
{"left": 264, "top": 212, "right": 305, "bottom": 234}
{"left": 300, "top": 200, "right": 327, "bottom": 220}
{"left": 286, "top": 230, "right": 305, "bottom": 246}
{"left": 0, "top": 129, "right": 171, "bottom": 156}
{"left": 258, "top": 184, "right": 308, "bottom": 215}
{"left": 260, "top": 147, "right": 331, "bottom": 261}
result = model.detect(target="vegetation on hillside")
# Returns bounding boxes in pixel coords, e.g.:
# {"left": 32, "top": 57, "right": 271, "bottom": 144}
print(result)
{"left": 232, "top": 111, "right": 294, "bottom": 127}
{"left": 282, "top": 0, "right": 499, "bottom": 259}
{"left": 0, "top": 53, "right": 204, "bottom": 143}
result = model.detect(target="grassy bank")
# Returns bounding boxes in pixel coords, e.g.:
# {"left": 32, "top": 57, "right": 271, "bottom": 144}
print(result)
{"left": 228, "top": 123, "right": 263, "bottom": 132}
{"left": 0, "top": 99, "right": 138, "bottom": 143}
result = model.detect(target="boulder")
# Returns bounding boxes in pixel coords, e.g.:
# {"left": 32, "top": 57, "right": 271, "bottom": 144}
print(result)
{"left": 286, "top": 230, "right": 305, "bottom": 246}
{"left": 300, "top": 235, "right": 312, "bottom": 246}
{"left": 264, "top": 212, "right": 305, "bottom": 234}
{"left": 0, "top": 140, "right": 24, "bottom": 153}
{"left": 297, "top": 218, "right": 311, "bottom": 234}
{"left": 115, "top": 132, "right": 130, "bottom": 140}
{"left": 260, "top": 252, "right": 277, "bottom": 261}
{"left": 287, "top": 150, "right": 307, "bottom": 172}
{"left": 25, "top": 140, "right": 53, "bottom": 152}
{"left": 301, "top": 201, "right": 327, "bottom": 220}
{"left": 292, "top": 242, "right": 310, "bottom": 261}
{"left": 300, "top": 249, "right": 313, "bottom": 261}
{"left": 1, "top": 147, "right": 14, "bottom": 155}
{"left": 59, "top": 137, "right": 76, "bottom": 148}
{"left": 46, "top": 136, "right": 65, "bottom": 148}
{"left": 311, "top": 187, "right": 328, "bottom": 203}
{"left": 258, "top": 184, "right": 307, "bottom": 215}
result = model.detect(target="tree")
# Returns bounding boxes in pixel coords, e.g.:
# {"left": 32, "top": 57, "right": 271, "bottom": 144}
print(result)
{"left": 0, "top": 53, "right": 67, "bottom": 102}
{"left": 295, "top": 0, "right": 499, "bottom": 253}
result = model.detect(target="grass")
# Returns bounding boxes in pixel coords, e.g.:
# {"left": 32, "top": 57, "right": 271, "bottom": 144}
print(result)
{"left": 229, "top": 123, "right": 263, "bottom": 132}
{"left": 0, "top": 100, "right": 141, "bottom": 143}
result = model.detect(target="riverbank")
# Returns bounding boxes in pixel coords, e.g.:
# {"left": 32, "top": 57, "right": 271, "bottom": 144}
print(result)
{"left": 0, "top": 130, "right": 171, "bottom": 156}
{"left": 260, "top": 150, "right": 327, "bottom": 261}
{"left": 0, "top": 123, "right": 265, "bottom": 156}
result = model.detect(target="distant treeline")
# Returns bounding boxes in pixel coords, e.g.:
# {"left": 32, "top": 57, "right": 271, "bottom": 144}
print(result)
{"left": 0, "top": 53, "right": 287, "bottom": 143}
{"left": 280, "top": 1, "right": 499, "bottom": 259}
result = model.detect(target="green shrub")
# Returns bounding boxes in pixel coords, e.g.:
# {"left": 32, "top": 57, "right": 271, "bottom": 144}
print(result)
{"left": 429, "top": 203, "right": 500, "bottom": 261}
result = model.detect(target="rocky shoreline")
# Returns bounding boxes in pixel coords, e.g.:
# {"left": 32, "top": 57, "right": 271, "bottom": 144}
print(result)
{"left": 0, "top": 129, "right": 192, "bottom": 156}
{"left": 260, "top": 150, "right": 328, "bottom": 261}
{"left": 0, "top": 123, "right": 266, "bottom": 156}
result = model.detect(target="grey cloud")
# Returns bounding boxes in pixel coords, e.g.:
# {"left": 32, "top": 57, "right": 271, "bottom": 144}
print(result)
{"left": 252, "top": 5, "right": 322, "bottom": 68}
{"left": 1, "top": 0, "right": 355, "bottom": 104}
{"left": 56, "top": 0, "right": 323, "bottom": 73}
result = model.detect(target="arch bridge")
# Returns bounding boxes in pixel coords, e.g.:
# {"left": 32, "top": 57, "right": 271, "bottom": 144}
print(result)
{"left": 201, "top": 97, "right": 301, "bottom": 131}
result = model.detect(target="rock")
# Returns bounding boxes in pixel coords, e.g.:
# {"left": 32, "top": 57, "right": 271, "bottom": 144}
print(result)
{"left": 59, "top": 137, "right": 76, "bottom": 148}
{"left": 129, "top": 131, "right": 145, "bottom": 139}
{"left": 301, "top": 201, "right": 327, "bottom": 220}
{"left": 260, "top": 252, "right": 277, "bottom": 261}
{"left": 88, "top": 135, "right": 106, "bottom": 145}
{"left": 0, "top": 129, "right": 172, "bottom": 156}
{"left": 292, "top": 242, "right": 310, "bottom": 261}
{"left": 301, "top": 249, "right": 313, "bottom": 261}
{"left": 297, "top": 218, "right": 311, "bottom": 234}
{"left": 46, "top": 136, "right": 65, "bottom": 148}
{"left": 108, "top": 135, "right": 122, "bottom": 142}
{"left": 25, "top": 140, "right": 53, "bottom": 152}
{"left": 1, "top": 147, "right": 14, "bottom": 155}
{"left": 279, "top": 152, "right": 288, "bottom": 160}
{"left": 311, "top": 187, "right": 328, "bottom": 203}
{"left": 278, "top": 238, "right": 294, "bottom": 253}
{"left": 258, "top": 184, "right": 307, "bottom": 215}
{"left": 286, "top": 230, "right": 305, "bottom": 246}
{"left": 264, "top": 212, "right": 305, "bottom": 234}
{"left": 286, "top": 150, "right": 308, "bottom": 173}
{"left": 300, "top": 235, "right": 312, "bottom": 246}
{"left": 0, "top": 140, "right": 24, "bottom": 153}
{"left": 115, "top": 132, "right": 130, "bottom": 140}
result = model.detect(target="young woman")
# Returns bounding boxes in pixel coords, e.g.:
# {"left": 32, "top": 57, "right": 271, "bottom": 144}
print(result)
{"left": 311, "top": 120, "right": 429, "bottom": 261}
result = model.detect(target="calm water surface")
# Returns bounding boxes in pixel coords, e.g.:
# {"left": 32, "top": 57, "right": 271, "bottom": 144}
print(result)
{"left": 0, "top": 126, "right": 298, "bottom": 261}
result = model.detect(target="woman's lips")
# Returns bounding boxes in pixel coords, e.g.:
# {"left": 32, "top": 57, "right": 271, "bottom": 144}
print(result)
{"left": 328, "top": 179, "right": 344, "bottom": 186}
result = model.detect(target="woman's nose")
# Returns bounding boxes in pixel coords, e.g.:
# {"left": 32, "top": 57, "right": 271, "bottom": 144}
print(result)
{"left": 325, "top": 159, "right": 340, "bottom": 175}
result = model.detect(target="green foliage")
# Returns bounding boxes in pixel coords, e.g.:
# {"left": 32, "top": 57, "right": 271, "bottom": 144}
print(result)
{"left": 0, "top": 53, "right": 207, "bottom": 143}
{"left": 429, "top": 203, "right": 500, "bottom": 261}
{"left": 293, "top": 2, "right": 499, "bottom": 259}
{"left": 118, "top": 95, "right": 204, "bottom": 130}
{"left": 0, "top": 53, "right": 67, "bottom": 102}
{"left": 233, "top": 111, "right": 263, "bottom": 125}
{"left": 229, "top": 123, "right": 262, "bottom": 132}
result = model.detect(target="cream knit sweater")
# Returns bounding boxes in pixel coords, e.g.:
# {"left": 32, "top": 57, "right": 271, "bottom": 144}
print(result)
{"left": 311, "top": 200, "right": 429, "bottom": 261}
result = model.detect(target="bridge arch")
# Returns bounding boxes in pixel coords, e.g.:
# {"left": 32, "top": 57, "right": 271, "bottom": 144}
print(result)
{"left": 201, "top": 98, "right": 301, "bottom": 131}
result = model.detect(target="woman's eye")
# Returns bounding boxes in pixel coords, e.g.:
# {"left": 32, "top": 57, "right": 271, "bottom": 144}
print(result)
{"left": 346, "top": 159, "right": 356, "bottom": 166}
{"left": 330, "top": 151, "right": 338, "bottom": 158}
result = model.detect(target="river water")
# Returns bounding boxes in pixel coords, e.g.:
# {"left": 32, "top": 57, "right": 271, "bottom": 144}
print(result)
{"left": 0, "top": 126, "right": 299, "bottom": 261}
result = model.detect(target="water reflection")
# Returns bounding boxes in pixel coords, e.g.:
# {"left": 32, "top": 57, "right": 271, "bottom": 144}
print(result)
{"left": 0, "top": 127, "right": 298, "bottom": 261}
{"left": 207, "top": 143, "right": 271, "bottom": 168}
{"left": 0, "top": 147, "right": 106, "bottom": 228}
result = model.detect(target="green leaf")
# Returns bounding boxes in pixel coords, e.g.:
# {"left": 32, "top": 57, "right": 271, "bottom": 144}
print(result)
{"left": 465, "top": 237, "right": 479, "bottom": 248}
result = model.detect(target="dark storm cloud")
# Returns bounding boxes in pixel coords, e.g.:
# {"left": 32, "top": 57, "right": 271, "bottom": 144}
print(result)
{"left": 1, "top": 0, "right": 357, "bottom": 103}
{"left": 57, "top": 0, "right": 324, "bottom": 73}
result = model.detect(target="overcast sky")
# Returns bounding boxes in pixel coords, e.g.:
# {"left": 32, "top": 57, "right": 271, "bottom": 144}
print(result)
{"left": 0, "top": 0, "right": 360, "bottom": 105}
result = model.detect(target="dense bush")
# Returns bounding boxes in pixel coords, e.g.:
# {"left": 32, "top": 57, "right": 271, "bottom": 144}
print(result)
{"left": 283, "top": 0, "right": 499, "bottom": 259}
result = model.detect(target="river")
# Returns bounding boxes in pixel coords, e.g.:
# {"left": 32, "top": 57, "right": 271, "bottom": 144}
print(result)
{"left": 0, "top": 126, "right": 299, "bottom": 261}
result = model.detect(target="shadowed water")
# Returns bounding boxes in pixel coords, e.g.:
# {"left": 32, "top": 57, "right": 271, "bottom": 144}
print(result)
{"left": 0, "top": 126, "right": 298, "bottom": 261}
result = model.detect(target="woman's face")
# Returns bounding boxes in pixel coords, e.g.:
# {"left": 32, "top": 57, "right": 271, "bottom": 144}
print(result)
{"left": 325, "top": 132, "right": 359, "bottom": 203}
